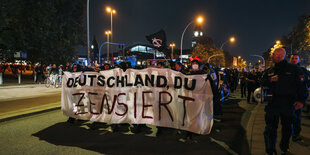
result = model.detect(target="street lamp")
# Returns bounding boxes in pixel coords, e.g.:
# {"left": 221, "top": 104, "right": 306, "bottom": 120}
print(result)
{"left": 106, "top": 6, "right": 116, "bottom": 64}
{"left": 220, "top": 36, "right": 236, "bottom": 49}
{"left": 276, "top": 40, "right": 281, "bottom": 45}
{"left": 208, "top": 54, "right": 224, "bottom": 63}
{"left": 250, "top": 54, "right": 265, "bottom": 68}
{"left": 169, "top": 43, "right": 175, "bottom": 60}
{"left": 105, "top": 30, "right": 111, "bottom": 63}
{"left": 180, "top": 16, "right": 204, "bottom": 63}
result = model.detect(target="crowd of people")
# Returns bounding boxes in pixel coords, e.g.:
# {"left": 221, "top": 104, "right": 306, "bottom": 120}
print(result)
{"left": 64, "top": 48, "right": 310, "bottom": 154}
{"left": 2, "top": 48, "right": 309, "bottom": 153}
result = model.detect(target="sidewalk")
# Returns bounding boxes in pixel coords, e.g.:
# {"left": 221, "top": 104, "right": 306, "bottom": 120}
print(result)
{"left": 0, "top": 82, "right": 61, "bottom": 122}
{"left": 248, "top": 103, "right": 310, "bottom": 154}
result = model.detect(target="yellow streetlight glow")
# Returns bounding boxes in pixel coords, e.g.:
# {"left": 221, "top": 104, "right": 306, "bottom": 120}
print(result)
{"left": 276, "top": 40, "right": 281, "bottom": 44}
{"left": 196, "top": 16, "right": 204, "bottom": 24}
{"left": 105, "top": 30, "right": 111, "bottom": 35}
{"left": 230, "top": 37, "right": 235, "bottom": 43}
{"left": 106, "top": 7, "right": 116, "bottom": 14}
{"left": 238, "top": 56, "right": 241, "bottom": 59}
{"left": 106, "top": 7, "right": 111, "bottom": 12}
{"left": 169, "top": 43, "right": 175, "bottom": 47}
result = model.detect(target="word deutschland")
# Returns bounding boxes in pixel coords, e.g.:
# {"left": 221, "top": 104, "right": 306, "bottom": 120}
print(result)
{"left": 66, "top": 74, "right": 198, "bottom": 90}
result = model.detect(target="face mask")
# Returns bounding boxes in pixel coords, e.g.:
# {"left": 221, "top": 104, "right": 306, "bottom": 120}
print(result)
{"left": 192, "top": 64, "right": 199, "bottom": 70}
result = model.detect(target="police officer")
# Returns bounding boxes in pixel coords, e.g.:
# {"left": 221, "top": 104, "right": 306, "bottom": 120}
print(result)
{"left": 289, "top": 54, "right": 309, "bottom": 141}
{"left": 261, "top": 48, "right": 307, "bottom": 155}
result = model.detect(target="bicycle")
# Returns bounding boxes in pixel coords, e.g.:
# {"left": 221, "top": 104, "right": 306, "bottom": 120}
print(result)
{"left": 44, "top": 74, "right": 60, "bottom": 88}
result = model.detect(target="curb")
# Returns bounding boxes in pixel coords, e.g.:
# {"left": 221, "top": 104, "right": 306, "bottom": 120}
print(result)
{"left": 245, "top": 103, "right": 262, "bottom": 153}
{"left": 0, "top": 102, "right": 61, "bottom": 123}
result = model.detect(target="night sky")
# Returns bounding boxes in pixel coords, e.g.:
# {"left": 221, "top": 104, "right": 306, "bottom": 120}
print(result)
{"left": 89, "top": 0, "right": 310, "bottom": 64}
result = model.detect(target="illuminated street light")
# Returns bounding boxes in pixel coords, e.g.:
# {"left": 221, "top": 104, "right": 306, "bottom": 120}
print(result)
{"left": 276, "top": 40, "right": 281, "bottom": 44}
{"left": 220, "top": 36, "right": 236, "bottom": 49}
{"left": 106, "top": 6, "right": 116, "bottom": 64}
{"left": 105, "top": 30, "right": 111, "bottom": 63}
{"left": 197, "top": 16, "right": 204, "bottom": 23}
{"left": 230, "top": 37, "right": 235, "bottom": 43}
{"left": 169, "top": 43, "right": 175, "bottom": 59}
{"left": 180, "top": 16, "right": 204, "bottom": 62}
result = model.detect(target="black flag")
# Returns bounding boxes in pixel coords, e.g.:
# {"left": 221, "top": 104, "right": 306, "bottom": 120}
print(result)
{"left": 146, "top": 29, "right": 167, "bottom": 51}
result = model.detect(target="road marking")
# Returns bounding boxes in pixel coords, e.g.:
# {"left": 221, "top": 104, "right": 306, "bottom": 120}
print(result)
{"left": 210, "top": 137, "right": 238, "bottom": 155}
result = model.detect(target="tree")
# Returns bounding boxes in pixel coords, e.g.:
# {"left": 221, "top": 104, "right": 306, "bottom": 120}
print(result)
{"left": 191, "top": 44, "right": 226, "bottom": 67}
{"left": 0, "top": 0, "right": 86, "bottom": 64}
{"left": 191, "top": 36, "right": 234, "bottom": 67}
{"left": 287, "top": 15, "right": 310, "bottom": 52}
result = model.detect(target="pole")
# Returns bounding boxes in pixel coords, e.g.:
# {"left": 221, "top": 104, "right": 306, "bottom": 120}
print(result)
{"left": 34, "top": 72, "right": 37, "bottom": 83}
{"left": 220, "top": 40, "right": 229, "bottom": 49}
{"left": 250, "top": 55, "right": 265, "bottom": 68}
{"left": 171, "top": 46, "right": 174, "bottom": 60}
{"left": 291, "top": 43, "right": 293, "bottom": 55}
{"left": 99, "top": 42, "right": 125, "bottom": 62}
{"left": 110, "top": 12, "right": 114, "bottom": 65}
{"left": 208, "top": 54, "right": 224, "bottom": 63}
{"left": 87, "top": 0, "right": 90, "bottom": 62}
{"left": 98, "top": 44, "right": 101, "bottom": 64}
{"left": 107, "top": 34, "right": 110, "bottom": 64}
{"left": 0, "top": 72, "right": 3, "bottom": 85}
{"left": 18, "top": 72, "right": 21, "bottom": 84}
{"left": 180, "top": 21, "right": 193, "bottom": 63}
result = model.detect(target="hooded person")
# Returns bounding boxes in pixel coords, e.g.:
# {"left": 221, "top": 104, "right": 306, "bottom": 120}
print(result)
{"left": 189, "top": 59, "right": 205, "bottom": 75}
{"left": 173, "top": 61, "right": 186, "bottom": 74}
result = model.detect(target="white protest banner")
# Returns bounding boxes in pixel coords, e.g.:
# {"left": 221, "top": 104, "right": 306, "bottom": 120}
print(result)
{"left": 61, "top": 68, "right": 214, "bottom": 134}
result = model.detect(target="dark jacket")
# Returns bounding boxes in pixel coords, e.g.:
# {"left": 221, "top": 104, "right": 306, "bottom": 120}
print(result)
{"left": 261, "top": 60, "right": 308, "bottom": 106}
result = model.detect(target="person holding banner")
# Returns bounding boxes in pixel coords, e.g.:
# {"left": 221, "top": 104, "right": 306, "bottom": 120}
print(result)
{"left": 182, "top": 59, "right": 205, "bottom": 141}
{"left": 67, "top": 64, "right": 80, "bottom": 124}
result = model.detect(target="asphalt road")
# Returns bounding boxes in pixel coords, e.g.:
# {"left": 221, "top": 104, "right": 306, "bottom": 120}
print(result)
{"left": 0, "top": 92, "right": 251, "bottom": 155}
{"left": 0, "top": 93, "right": 61, "bottom": 113}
